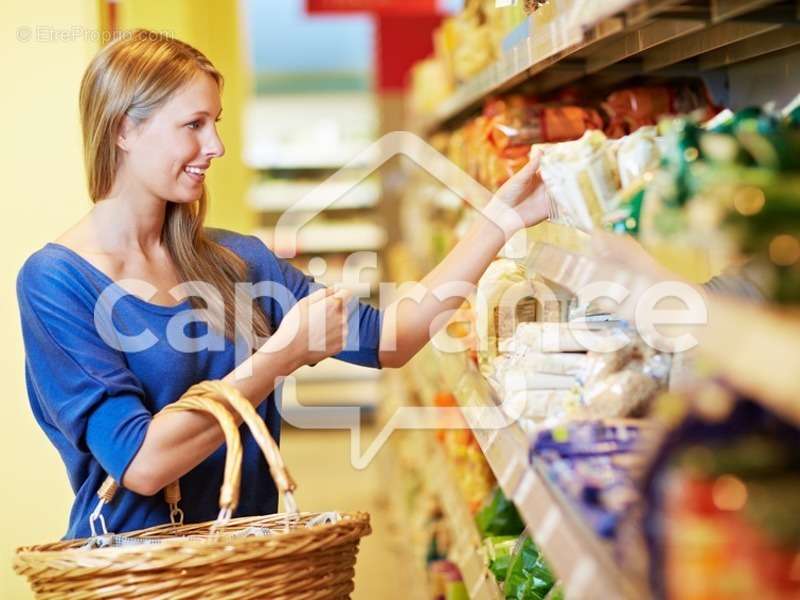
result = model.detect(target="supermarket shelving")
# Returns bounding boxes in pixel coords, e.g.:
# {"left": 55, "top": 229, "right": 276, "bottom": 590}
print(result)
{"left": 247, "top": 178, "right": 380, "bottom": 212}
{"left": 255, "top": 222, "right": 387, "bottom": 255}
{"left": 524, "top": 238, "right": 800, "bottom": 428}
{"left": 441, "top": 352, "right": 647, "bottom": 600}
{"left": 414, "top": 0, "right": 800, "bottom": 135}
{"left": 424, "top": 434, "right": 505, "bottom": 600}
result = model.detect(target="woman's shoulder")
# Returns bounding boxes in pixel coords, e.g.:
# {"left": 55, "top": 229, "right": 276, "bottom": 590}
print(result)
{"left": 19, "top": 243, "right": 84, "bottom": 285}
{"left": 206, "top": 227, "right": 279, "bottom": 271}
{"left": 16, "top": 243, "right": 99, "bottom": 309}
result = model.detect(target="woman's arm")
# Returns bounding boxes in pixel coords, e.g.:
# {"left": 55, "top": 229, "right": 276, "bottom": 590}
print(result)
{"left": 122, "top": 286, "right": 351, "bottom": 495}
{"left": 379, "top": 153, "right": 549, "bottom": 368}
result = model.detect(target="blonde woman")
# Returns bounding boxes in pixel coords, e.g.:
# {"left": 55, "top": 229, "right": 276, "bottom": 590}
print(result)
{"left": 16, "top": 30, "right": 548, "bottom": 538}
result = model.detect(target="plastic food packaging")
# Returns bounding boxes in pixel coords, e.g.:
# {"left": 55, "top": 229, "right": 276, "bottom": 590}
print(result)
{"left": 475, "top": 487, "right": 525, "bottom": 538}
{"left": 503, "top": 389, "right": 581, "bottom": 424}
{"left": 581, "top": 344, "right": 637, "bottom": 386}
{"left": 642, "top": 397, "right": 800, "bottom": 600}
{"left": 504, "top": 536, "right": 556, "bottom": 600}
{"left": 509, "top": 351, "right": 590, "bottom": 376}
{"left": 531, "top": 421, "right": 647, "bottom": 539}
{"left": 602, "top": 81, "right": 717, "bottom": 137}
{"left": 476, "top": 259, "right": 535, "bottom": 363}
{"left": 538, "top": 130, "right": 622, "bottom": 231}
{"left": 583, "top": 363, "right": 659, "bottom": 418}
{"left": 582, "top": 351, "right": 671, "bottom": 418}
{"left": 483, "top": 535, "right": 519, "bottom": 582}
{"left": 501, "top": 322, "right": 630, "bottom": 354}
{"left": 498, "top": 368, "right": 578, "bottom": 391}
{"left": 485, "top": 97, "right": 604, "bottom": 152}
{"left": 614, "top": 126, "right": 662, "bottom": 188}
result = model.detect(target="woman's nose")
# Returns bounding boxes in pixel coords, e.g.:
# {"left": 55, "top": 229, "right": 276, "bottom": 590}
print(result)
{"left": 205, "top": 130, "right": 225, "bottom": 159}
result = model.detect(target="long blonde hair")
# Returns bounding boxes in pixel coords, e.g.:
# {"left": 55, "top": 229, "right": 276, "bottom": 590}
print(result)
{"left": 79, "top": 29, "right": 270, "bottom": 346}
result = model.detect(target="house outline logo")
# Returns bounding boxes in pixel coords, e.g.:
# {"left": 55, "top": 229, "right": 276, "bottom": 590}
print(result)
{"left": 272, "top": 131, "right": 530, "bottom": 469}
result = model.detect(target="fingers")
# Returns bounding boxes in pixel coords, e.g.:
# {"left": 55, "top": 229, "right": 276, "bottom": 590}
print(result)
{"left": 510, "top": 151, "right": 542, "bottom": 183}
{"left": 527, "top": 148, "right": 543, "bottom": 171}
{"left": 305, "top": 286, "right": 334, "bottom": 304}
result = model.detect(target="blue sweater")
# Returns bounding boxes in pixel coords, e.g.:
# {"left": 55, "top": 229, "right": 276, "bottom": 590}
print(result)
{"left": 16, "top": 229, "right": 382, "bottom": 539}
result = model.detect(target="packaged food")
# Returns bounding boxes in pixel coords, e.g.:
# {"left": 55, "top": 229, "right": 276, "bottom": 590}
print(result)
{"left": 501, "top": 322, "right": 630, "bottom": 354}
{"left": 483, "top": 535, "right": 519, "bottom": 581}
{"left": 538, "top": 130, "right": 622, "bottom": 231}
{"left": 581, "top": 344, "right": 637, "bottom": 387}
{"left": 582, "top": 353, "right": 671, "bottom": 419}
{"left": 475, "top": 487, "right": 525, "bottom": 538}
{"left": 614, "top": 126, "right": 662, "bottom": 188}
{"left": 508, "top": 351, "right": 590, "bottom": 376}
{"left": 642, "top": 394, "right": 800, "bottom": 599}
{"left": 532, "top": 421, "right": 648, "bottom": 539}
{"left": 602, "top": 81, "right": 717, "bottom": 137}
{"left": 504, "top": 536, "right": 557, "bottom": 600}
{"left": 504, "top": 389, "right": 581, "bottom": 424}
{"left": 476, "top": 259, "right": 535, "bottom": 363}
{"left": 498, "top": 368, "right": 578, "bottom": 392}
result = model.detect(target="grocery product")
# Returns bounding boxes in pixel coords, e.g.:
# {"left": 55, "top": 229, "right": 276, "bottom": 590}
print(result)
{"left": 602, "top": 81, "right": 718, "bottom": 138}
{"left": 642, "top": 392, "right": 800, "bottom": 600}
{"left": 538, "top": 130, "right": 621, "bottom": 231}
{"left": 500, "top": 321, "right": 630, "bottom": 354}
{"left": 476, "top": 259, "right": 535, "bottom": 365}
{"left": 638, "top": 107, "right": 800, "bottom": 302}
{"left": 475, "top": 486, "right": 526, "bottom": 538}
{"left": 484, "top": 535, "right": 519, "bottom": 582}
{"left": 503, "top": 536, "right": 557, "bottom": 600}
{"left": 532, "top": 421, "right": 650, "bottom": 539}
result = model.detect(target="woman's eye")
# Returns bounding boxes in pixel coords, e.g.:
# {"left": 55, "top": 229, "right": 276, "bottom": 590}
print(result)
{"left": 187, "top": 120, "right": 201, "bottom": 129}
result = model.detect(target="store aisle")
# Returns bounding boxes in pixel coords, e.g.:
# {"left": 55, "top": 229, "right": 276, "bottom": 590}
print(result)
{"left": 279, "top": 425, "right": 403, "bottom": 600}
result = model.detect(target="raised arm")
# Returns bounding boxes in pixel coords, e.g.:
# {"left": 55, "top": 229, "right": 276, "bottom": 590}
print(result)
{"left": 379, "top": 153, "right": 549, "bottom": 368}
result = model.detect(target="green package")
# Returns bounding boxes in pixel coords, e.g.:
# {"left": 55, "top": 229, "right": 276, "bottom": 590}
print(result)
{"left": 504, "top": 536, "right": 556, "bottom": 600}
{"left": 475, "top": 487, "right": 525, "bottom": 538}
{"left": 484, "top": 535, "right": 518, "bottom": 582}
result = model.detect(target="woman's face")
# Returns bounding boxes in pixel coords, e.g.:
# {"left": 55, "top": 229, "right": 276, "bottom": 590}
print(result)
{"left": 118, "top": 72, "right": 225, "bottom": 204}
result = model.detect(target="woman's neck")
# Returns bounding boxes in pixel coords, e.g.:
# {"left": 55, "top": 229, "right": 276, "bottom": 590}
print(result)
{"left": 90, "top": 182, "right": 168, "bottom": 257}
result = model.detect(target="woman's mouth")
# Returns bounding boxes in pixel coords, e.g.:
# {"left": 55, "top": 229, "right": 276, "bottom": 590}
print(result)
{"left": 184, "top": 165, "right": 207, "bottom": 183}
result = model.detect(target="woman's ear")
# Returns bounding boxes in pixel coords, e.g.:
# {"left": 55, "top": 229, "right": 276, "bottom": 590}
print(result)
{"left": 116, "top": 115, "right": 136, "bottom": 152}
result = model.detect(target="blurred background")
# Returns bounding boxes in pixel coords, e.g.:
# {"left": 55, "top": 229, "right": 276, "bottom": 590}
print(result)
{"left": 4, "top": 1, "right": 800, "bottom": 599}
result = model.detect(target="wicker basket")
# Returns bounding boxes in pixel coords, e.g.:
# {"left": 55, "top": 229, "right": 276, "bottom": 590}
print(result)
{"left": 14, "top": 381, "right": 372, "bottom": 599}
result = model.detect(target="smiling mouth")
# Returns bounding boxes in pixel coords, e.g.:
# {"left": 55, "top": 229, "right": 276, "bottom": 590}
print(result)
{"left": 183, "top": 165, "right": 207, "bottom": 183}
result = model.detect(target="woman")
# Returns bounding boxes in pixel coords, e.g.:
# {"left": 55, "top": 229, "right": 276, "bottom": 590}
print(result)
{"left": 16, "top": 30, "right": 548, "bottom": 539}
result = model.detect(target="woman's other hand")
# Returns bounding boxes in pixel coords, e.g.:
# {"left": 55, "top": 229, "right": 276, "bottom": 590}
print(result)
{"left": 268, "top": 286, "right": 353, "bottom": 370}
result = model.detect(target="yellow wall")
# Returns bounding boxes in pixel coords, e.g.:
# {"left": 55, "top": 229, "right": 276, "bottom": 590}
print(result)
{"left": 119, "top": 0, "right": 255, "bottom": 233}
{"left": 1, "top": 2, "right": 253, "bottom": 596}
{"left": 1, "top": 2, "right": 100, "bottom": 597}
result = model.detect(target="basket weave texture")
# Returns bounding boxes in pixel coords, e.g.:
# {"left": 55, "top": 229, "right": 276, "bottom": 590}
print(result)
{"left": 14, "top": 381, "right": 372, "bottom": 599}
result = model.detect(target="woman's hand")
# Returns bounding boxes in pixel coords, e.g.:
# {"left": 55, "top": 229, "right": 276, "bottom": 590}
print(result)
{"left": 485, "top": 150, "right": 550, "bottom": 232}
{"left": 268, "top": 286, "right": 353, "bottom": 370}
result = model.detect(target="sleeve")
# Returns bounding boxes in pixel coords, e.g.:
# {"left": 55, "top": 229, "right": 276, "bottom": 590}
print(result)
{"left": 702, "top": 271, "right": 764, "bottom": 302}
{"left": 17, "top": 254, "right": 152, "bottom": 483}
{"left": 251, "top": 236, "right": 383, "bottom": 369}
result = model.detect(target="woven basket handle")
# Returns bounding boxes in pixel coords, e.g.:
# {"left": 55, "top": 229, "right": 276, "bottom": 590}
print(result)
{"left": 164, "top": 381, "right": 299, "bottom": 517}
{"left": 89, "top": 387, "right": 243, "bottom": 536}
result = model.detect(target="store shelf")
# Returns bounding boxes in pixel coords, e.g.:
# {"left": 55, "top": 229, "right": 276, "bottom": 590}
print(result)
{"left": 248, "top": 178, "right": 380, "bottom": 212}
{"left": 449, "top": 358, "right": 646, "bottom": 600}
{"left": 524, "top": 237, "right": 800, "bottom": 428}
{"left": 256, "top": 222, "right": 388, "bottom": 255}
{"left": 415, "top": 0, "right": 800, "bottom": 135}
{"left": 279, "top": 378, "right": 381, "bottom": 426}
{"left": 293, "top": 359, "right": 382, "bottom": 383}
{"left": 696, "top": 297, "right": 800, "bottom": 427}
{"left": 425, "top": 435, "right": 504, "bottom": 600}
